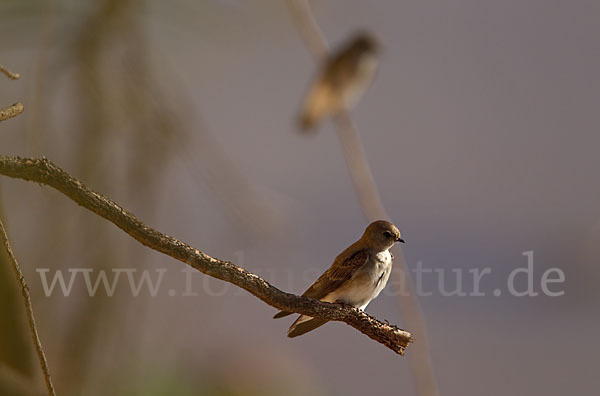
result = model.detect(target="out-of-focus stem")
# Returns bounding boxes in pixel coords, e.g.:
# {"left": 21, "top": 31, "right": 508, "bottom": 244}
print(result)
{"left": 287, "top": 1, "right": 439, "bottom": 395}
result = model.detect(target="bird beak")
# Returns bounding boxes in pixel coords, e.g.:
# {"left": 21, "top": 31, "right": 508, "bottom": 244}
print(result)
{"left": 397, "top": 238, "right": 405, "bottom": 244}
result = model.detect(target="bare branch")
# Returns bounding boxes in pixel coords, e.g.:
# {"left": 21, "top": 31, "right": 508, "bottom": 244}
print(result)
{"left": 0, "top": 103, "right": 24, "bottom": 123}
{"left": 0, "top": 218, "right": 56, "bottom": 396}
{"left": 0, "top": 156, "right": 412, "bottom": 355}
{"left": 286, "top": 1, "right": 439, "bottom": 394}
{"left": 0, "top": 65, "right": 20, "bottom": 80}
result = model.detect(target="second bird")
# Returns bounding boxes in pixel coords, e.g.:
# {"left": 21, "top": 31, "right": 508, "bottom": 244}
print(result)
{"left": 298, "top": 31, "right": 380, "bottom": 131}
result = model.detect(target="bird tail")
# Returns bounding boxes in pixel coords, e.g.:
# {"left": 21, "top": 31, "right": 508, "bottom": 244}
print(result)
{"left": 273, "top": 310, "right": 293, "bottom": 319}
{"left": 297, "top": 81, "right": 335, "bottom": 132}
{"left": 298, "top": 112, "right": 319, "bottom": 132}
{"left": 287, "top": 315, "right": 328, "bottom": 338}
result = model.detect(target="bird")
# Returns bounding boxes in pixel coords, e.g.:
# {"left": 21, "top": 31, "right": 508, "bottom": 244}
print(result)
{"left": 298, "top": 30, "right": 380, "bottom": 131}
{"left": 274, "top": 220, "right": 404, "bottom": 337}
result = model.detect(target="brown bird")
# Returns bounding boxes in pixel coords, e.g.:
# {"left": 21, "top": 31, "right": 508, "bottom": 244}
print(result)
{"left": 298, "top": 31, "right": 380, "bottom": 131}
{"left": 274, "top": 220, "right": 404, "bottom": 337}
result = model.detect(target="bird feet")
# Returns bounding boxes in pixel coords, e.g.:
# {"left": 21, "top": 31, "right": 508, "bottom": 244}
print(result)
{"left": 334, "top": 301, "right": 358, "bottom": 311}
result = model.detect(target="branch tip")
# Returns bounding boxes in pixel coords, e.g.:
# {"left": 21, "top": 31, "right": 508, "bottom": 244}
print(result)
{"left": 0, "top": 64, "right": 20, "bottom": 80}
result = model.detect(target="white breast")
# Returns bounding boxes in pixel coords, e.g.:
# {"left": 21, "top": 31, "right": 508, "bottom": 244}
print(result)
{"left": 368, "top": 250, "right": 392, "bottom": 304}
{"left": 323, "top": 249, "right": 392, "bottom": 310}
{"left": 375, "top": 250, "right": 392, "bottom": 265}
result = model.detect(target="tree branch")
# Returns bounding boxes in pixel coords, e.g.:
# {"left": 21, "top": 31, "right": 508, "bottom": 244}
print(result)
{"left": 0, "top": 217, "right": 56, "bottom": 396}
{"left": 0, "top": 156, "right": 412, "bottom": 355}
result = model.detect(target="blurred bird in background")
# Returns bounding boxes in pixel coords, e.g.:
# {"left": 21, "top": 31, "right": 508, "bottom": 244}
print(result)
{"left": 298, "top": 31, "right": 380, "bottom": 131}
{"left": 274, "top": 220, "right": 404, "bottom": 337}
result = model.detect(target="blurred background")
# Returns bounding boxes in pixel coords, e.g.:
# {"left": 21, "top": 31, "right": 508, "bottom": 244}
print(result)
{"left": 1, "top": 0, "right": 599, "bottom": 395}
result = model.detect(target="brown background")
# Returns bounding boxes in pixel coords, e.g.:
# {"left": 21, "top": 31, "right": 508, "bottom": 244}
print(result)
{"left": 1, "top": 1, "right": 599, "bottom": 395}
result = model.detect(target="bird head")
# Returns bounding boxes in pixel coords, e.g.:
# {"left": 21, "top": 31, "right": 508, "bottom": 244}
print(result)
{"left": 349, "top": 31, "right": 380, "bottom": 56}
{"left": 362, "top": 220, "right": 404, "bottom": 251}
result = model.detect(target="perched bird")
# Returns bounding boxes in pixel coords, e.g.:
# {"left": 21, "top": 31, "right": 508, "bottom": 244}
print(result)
{"left": 298, "top": 31, "right": 380, "bottom": 131}
{"left": 274, "top": 220, "right": 404, "bottom": 337}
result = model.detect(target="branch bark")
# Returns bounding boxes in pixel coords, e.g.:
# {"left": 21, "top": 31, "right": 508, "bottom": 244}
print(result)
{"left": 0, "top": 218, "right": 56, "bottom": 396}
{"left": 0, "top": 156, "right": 412, "bottom": 355}
{"left": 0, "top": 103, "right": 24, "bottom": 123}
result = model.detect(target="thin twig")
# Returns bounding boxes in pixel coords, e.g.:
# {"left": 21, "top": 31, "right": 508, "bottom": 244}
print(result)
{"left": 0, "top": 217, "right": 56, "bottom": 396}
{"left": 286, "top": 1, "right": 439, "bottom": 394}
{"left": 0, "top": 103, "right": 24, "bottom": 122}
{"left": 0, "top": 156, "right": 413, "bottom": 355}
{"left": 1, "top": 64, "right": 24, "bottom": 123}
{"left": 0, "top": 64, "right": 20, "bottom": 80}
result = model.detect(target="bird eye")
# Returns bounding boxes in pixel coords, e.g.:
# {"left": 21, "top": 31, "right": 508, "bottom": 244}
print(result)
{"left": 383, "top": 231, "right": 393, "bottom": 239}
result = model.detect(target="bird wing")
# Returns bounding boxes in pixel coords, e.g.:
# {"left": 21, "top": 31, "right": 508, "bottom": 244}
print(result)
{"left": 302, "top": 249, "right": 370, "bottom": 300}
{"left": 273, "top": 246, "right": 368, "bottom": 319}
{"left": 322, "top": 52, "right": 355, "bottom": 90}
